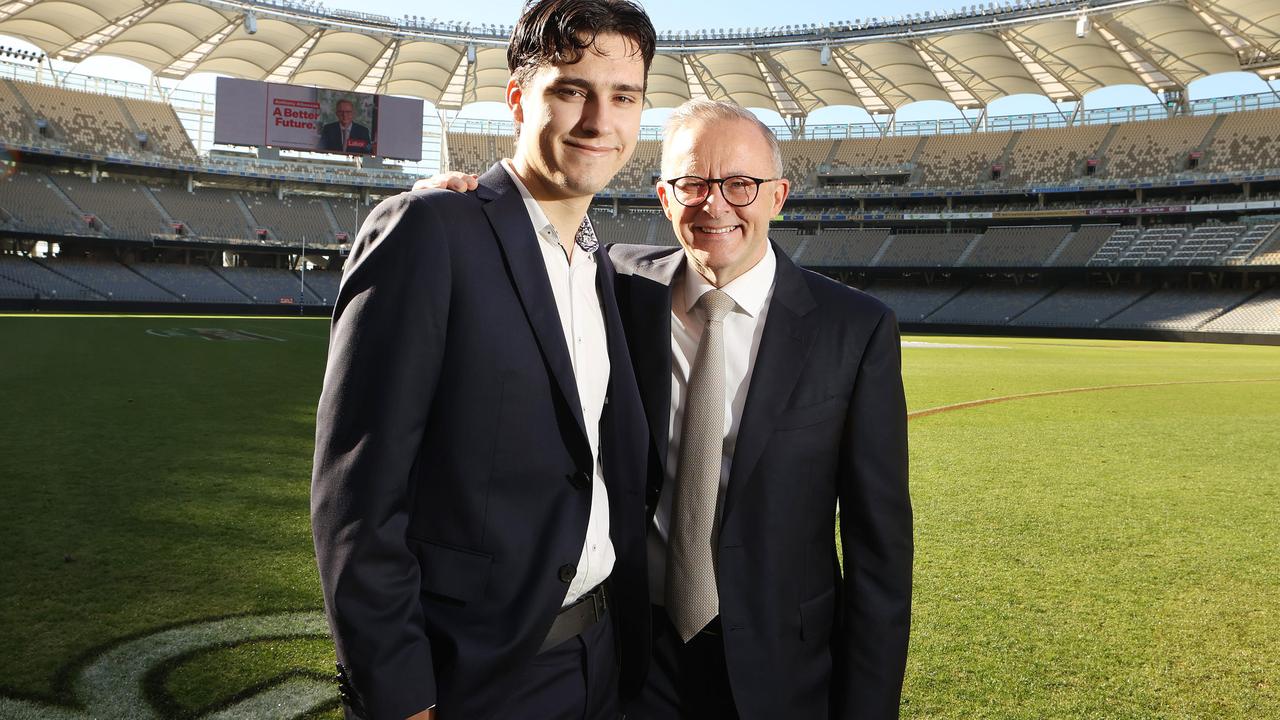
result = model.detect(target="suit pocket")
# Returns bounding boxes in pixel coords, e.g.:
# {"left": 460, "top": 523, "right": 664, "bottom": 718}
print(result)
{"left": 774, "top": 396, "right": 846, "bottom": 431}
{"left": 410, "top": 537, "right": 493, "bottom": 604}
{"left": 799, "top": 587, "right": 836, "bottom": 641}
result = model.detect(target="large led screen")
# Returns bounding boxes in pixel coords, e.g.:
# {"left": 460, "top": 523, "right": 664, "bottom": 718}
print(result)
{"left": 214, "top": 78, "right": 423, "bottom": 161}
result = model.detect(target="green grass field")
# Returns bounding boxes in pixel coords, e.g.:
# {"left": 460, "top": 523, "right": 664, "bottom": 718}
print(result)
{"left": 1, "top": 316, "right": 1277, "bottom": 719}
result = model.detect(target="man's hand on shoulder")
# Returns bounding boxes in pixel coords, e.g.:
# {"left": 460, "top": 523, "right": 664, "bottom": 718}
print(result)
{"left": 413, "top": 172, "right": 478, "bottom": 193}
{"left": 405, "top": 708, "right": 435, "bottom": 720}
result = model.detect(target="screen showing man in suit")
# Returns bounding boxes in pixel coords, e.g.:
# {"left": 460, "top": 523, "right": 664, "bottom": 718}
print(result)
{"left": 415, "top": 99, "right": 913, "bottom": 720}
{"left": 319, "top": 97, "right": 373, "bottom": 155}
{"left": 310, "top": 2, "right": 656, "bottom": 720}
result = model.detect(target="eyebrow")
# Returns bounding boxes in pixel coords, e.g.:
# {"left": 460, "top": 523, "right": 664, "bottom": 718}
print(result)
{"left": 553, "top": 76, "right": 645, "bottom": 95}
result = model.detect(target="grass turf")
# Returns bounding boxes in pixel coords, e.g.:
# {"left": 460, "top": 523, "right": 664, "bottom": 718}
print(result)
{"left": 1, "top": 316, "right": 1277, "bottom": 718}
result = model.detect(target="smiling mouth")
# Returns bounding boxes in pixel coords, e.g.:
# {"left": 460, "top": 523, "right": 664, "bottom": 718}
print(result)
{"left": 695, "top": 225, "right": 740, "bottom": 235}
{"left": 565, "top": 141, "right": 615, "bottom": 154}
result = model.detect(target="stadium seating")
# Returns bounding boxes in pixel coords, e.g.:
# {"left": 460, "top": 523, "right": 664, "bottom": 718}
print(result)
{"left": 926, "top": 284, "right": 1055, "bottom": 324}
{"left": 213, "top": 266, "right": 324, "bottom": 304}
{"left": 301, "top": 271, "right": 341, "bottom": 304}
{"left": 827, "top": 136, "right": 922, "bottom": 173}
{"left": 130, "top": 263, "right": 252, "bottom": 303}
{"left": 1167, "top": 225, "right": 1246, "bottom": 266}
{"left": 860, "top": 279, "right": 965, "bottom": 321}
{"left": 795, "top": 228, "right": 890, "bottom": 267}
{"left": 1011, "top": 286, "right": 1151, "bottom": 327}
{"left": 1101, "top": 287, "right": 1254, "bottom": 330}
{"left": 1202, "top": 109, "right": 1280, "bottom": 174}
{"left": 0, "top": 171, "right": 85, "bottom": 235}
{"left": 1100, "top": 115, "right": 1216, "bottom": 179}
{"left": 914, "top": 131, "right": 1014, "bottom": 188}
{"left": 1199, "top": 288, "right": 1280, "bottom": 333}
{"left": 1003, "top": 124, "right": 1111, "bottom": 185}
{"left": 117, "top": 96, "right": 198, "bottom": 162}
{"left": 50, "top": 173, "right": 170, "bottom": 241}
{"left": 1246, "top": 225, "right": 1280, "bottom": 266}
{"left": 150, "top": 185, "right": 253, "bottom": 240}
{"left": 1115, "top": 225, "right": 1188, "bottom": 266}
{"left": 779, "top": 140, "right": 835, "bottom": 190}
{"left": 32, "top": 259, "right": 178, "bottom": 302}
{"left": 1051, "top": 224, "right": 1118, "bottom": 266}
{"left": 242, "top": 192, "right": 340, "bottom": 245}
{"left": 610, "top": 139, "right": 661, "bottom": 193}
{"left": 962, "top": 225, "right": 1070, "bottom": 267}
{"left": 0, "top": 255, "right": 104, "bottom": 299}
{"left": 876, "top": 233, "right": 977, "bottom": 267}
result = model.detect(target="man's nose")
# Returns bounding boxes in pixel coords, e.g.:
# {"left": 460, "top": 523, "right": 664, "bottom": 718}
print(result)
{"left": 700, "top": 183, "right": 732, "bottom": 215}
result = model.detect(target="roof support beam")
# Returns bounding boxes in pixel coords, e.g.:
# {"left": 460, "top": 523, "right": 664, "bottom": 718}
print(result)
{"left": 265, "top": 28, "right": 325, "bottom": 84}
{"left": 829, "top": 47, "right": 896, "bottom": 113}
{"left": 356, "top": 39, "right": 397, "bottom": 94}
{"left": 754, "top": 51, "right": 814, "bottom": 117}
{"left": 1186, "top": 0, "right": 1276, "bottom": 65}
{"left": 1094, "top": 19, "right": 1185, "bottom": 90}
{"left": 998, "top": 28, "right": 1080, "bottom": 101}
{"left": 0, "top": 0, "right": 40, "bottom": 23}
{"left": 436, "top": 50, "right": 472, "bottom": 109}
{"left": 156, "top": 16, "right": 240, "bottom": 79}
{"left": 911, "top": 38, "right": 985, "bottom": 109}
{"left": 681, "top": 54, "right": 730, "bottom": 102}
{"left": 60, "top": 0, "right": 166, "bottom": 61}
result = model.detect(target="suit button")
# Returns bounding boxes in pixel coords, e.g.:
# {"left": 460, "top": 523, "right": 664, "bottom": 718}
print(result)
{"left": 559, "top": 564, "right": 577, "bottom": 583}
{"left": 569, "top": 470, "right": 591, "bottom": 490}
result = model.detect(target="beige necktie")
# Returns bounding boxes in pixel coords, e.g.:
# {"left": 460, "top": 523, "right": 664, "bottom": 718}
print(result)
{"left": 666, "top": 288, "right": 736, "bottom": 642}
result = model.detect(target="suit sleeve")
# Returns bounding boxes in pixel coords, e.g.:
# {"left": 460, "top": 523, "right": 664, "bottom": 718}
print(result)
{"left": 834, "top": 307, "right": 913, "bottom": 720}
{"left": 312, "top": 193, "right": 451, "bottom": 720}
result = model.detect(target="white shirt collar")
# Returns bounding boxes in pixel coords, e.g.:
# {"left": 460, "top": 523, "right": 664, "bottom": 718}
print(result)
{"left": 681, "top": 242, "right": 777, "bottom": 319}
{"left": 500, "top": 159, "right": 597, "bottom": 257}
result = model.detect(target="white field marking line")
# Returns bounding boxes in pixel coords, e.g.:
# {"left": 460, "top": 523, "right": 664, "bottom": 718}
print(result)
{"left": 0, "top": 611, "right": 332, "bottom": 720}
{"left": 902, "top": 341, "right": 1008, "bottom": 349}
{"left": 909, "top": 378, "right": 1280, "bottom": 420}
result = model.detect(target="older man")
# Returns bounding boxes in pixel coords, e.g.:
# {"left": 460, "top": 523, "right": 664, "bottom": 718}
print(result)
{"left": 421, "top": 99, "right": 912, "bottom": 720}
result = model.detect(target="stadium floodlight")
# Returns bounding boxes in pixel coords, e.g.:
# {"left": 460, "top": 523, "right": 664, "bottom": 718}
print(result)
{"left": 1075, "top": 14, "right": 1090, "bottom": 38}
{"left": 820, "top": 44, "right": 832, "bottom": 65}
{"left": 245, "top": 10, "right": 258, "bottom": 35}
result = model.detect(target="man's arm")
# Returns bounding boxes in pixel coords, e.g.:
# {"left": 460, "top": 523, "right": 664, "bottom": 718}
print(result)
{"left": 834, "top": 306, "right": 913, "bottom": 720}
{"left": 312, "top": 193, "right": 453, "bottom": 720}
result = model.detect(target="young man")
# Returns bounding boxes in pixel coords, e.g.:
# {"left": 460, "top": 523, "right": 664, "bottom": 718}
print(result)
{"left": 310, "top": 2, "right": 656, "bottom": 719}
{"left": 421, "top": 99, "right": 913, "bottom": 720}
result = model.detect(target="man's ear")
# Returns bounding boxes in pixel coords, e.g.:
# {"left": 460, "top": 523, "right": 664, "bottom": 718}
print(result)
{"left": 769, "top": 177, "right": 791, "bottom": 216}
{"left": 506, "top": 78, "right": 523, "bottom": 124}
{"left": 655, "top": 180, "right": 674, "bottom": 220}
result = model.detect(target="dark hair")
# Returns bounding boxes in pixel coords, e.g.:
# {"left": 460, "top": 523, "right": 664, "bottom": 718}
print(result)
{"left": 507, "top": 0, "right": 656, "bottom": 86}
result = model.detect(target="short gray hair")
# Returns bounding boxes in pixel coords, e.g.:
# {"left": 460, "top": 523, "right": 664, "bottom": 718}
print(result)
{"left": 661, "top": 99, "right": 784, "bottom": 178}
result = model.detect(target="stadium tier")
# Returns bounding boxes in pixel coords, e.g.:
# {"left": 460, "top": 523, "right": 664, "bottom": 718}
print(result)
{"left": 3, "top": 68, "right": 1279, "bottom": 340}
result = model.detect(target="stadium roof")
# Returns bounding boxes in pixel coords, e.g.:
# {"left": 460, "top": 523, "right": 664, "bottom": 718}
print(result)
{"left": 1, "top": 0, "right": 1277, "bottom": 117}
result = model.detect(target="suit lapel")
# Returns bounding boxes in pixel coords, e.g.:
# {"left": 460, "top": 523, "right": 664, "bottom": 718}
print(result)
{"left": 722, "top": 246, "right": 818, "bottom": 523}
{"left": 478, "top": 164, "right": 588, "bottom": 449}
{"left": 625, "top": 251, "right": 683, "bottom": 472}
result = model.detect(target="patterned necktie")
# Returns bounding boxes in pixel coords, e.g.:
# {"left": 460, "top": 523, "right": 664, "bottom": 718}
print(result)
{"left": 666, "top": 288, "right": 736, "bottom": 642}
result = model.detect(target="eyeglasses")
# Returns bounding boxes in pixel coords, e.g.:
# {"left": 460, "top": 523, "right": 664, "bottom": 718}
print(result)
{"left": 663, "top": 175, "right": 779, "bottom": 208}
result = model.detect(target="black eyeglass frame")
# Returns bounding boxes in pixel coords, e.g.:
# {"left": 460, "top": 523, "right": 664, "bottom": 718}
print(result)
{"left": 662, "top": 175, "right": 781, "bottom": 208}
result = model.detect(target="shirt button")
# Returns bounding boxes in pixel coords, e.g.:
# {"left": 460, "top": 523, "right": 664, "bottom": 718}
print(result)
{"left": 558, "top": 564, "right": 577, "bottom": 583}
{"left": 568, "top": 470, "right": 591, "bottom": 490}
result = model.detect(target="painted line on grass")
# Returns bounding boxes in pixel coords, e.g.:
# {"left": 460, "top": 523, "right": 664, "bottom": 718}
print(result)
{"left": 909, "top": 378, "right": 1280, "bottom": 420}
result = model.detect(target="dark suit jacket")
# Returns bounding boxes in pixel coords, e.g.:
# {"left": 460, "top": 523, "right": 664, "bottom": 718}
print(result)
{"left": 320, "top": 121, "right": 373, "bottom": 154}
{"left": 312, "top": 163, "right": 650, "bottom": 720}
{"left": 610, "top": 243, "right": 912, "bottom": 720}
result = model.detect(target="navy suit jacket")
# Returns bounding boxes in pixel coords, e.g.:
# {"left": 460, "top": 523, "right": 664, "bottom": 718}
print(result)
{"left": 312, "top": 163, "right": 650, "bottom": 720}
{"left": 610, "top": 243, "right": 913, "bottom": 720}
{"left": 320, "top": 121, "right": 372, "bottom": 154}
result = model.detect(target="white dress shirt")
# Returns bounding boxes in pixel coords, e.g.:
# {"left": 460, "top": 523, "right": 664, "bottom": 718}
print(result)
{"left": 501, "top": 161, "right": 615, "bottom": 608}
{"left": 649, "top": 243, "right": 778, "bottom": 603}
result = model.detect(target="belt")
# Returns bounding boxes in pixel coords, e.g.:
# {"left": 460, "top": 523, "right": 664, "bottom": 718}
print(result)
{"left": 539, "top": 584, "right": 608, "bottom": 653}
